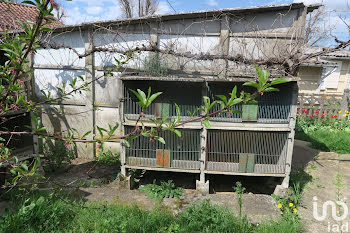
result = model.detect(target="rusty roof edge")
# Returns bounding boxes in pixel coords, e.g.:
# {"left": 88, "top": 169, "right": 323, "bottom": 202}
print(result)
{"left": 53, "top": 3, "right": 321, "bottom": 33}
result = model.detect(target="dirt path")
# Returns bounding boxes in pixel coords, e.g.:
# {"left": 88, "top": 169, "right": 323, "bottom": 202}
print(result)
{"left": 44, "top": 158, "right": 281, "bottom": 223}
{"left": 297, "top": 149, "right": 350, "bottom": 232}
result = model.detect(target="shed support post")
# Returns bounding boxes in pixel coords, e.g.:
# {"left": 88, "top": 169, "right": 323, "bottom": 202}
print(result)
{"left": 275, "top": 82, "right": 298, "bottom": 195}
{"left": 196, "top": 82, "right": 209, "bottom": 195}
{"left": 119, "top": 78, "right": 127, "bottom": 176}
{"left": 200, "top": 127, "right": 207, "bottom": 183}
{"left": 217, "top": 15, "right": 230, "bottom": 79}
{"left": 84, "top": 30, "right": 96, "bottom": 159}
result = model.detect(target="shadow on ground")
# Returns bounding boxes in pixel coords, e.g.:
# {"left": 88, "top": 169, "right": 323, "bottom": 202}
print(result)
{"left": 40, "top": 139, "right": 320, "bottom": 197}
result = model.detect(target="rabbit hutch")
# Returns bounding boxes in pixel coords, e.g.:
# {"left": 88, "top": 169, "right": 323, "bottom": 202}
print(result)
{"left": 32, "top": 3, "right": 318, "bottom": 193}
{"left": 122, "top": 78, "right": 298, "bottom": 193}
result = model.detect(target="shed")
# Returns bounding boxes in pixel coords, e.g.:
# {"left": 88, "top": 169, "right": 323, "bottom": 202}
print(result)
{"left": 32, "top": 3, "right": 318, "bottom": 192}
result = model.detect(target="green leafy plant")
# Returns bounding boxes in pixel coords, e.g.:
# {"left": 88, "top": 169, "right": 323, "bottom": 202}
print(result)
{"left": 139, "top": 180, "right": 184, "bottom": 200}
{"left": 243, "top": 65, "right": 290, "bottom": 96}
{"left": 95, "top": 142, "right": 120, "bottom": 165}
{"left": 0, "top": 189, "right": 303, "bottom": 233}
{"left": 40, "top": 139, "right": 76, "bottom": 172}
{"left": 273, "top": 181, "right": 301, "bottom": 222}
{"left": 233, "top": 181, "right": 246, "bottom": 218}
{"left": 143, "top": 54, "right": 168, "bottom": 77}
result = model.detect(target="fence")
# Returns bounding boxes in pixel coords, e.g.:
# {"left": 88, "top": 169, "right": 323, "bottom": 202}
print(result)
{"left": 297, "top": 90, "right": 350, "bottom": 121}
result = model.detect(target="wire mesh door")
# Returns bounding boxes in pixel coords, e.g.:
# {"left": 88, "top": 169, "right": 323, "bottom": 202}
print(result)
{"left": 125, "top": 126, "right": 201, "bottom": 170}
{"left": 208, "top": 82, "right": 294, "bottom": 123}
{"left": 206, "top": 130, "right": 289, "bottom": 174}
{"left": 123, "top": 80, "right": 202, "bottom": 120}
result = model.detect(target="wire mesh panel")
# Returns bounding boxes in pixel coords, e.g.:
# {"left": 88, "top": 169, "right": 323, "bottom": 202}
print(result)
{"left": 123, "top": 80, "right": 202, "bottom": 120}
{"left": 208, "top": 82, "right": 294, "bottom": 123}
{"left": 125, "top": 126, "right": 201, "bottom": 170}
{"left": 206, "top": 130, "right": 289, "bottom": 174}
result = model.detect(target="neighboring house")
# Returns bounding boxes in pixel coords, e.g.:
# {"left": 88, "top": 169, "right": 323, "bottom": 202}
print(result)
{"left": 0, "top": 2, "right": 62, "bottom": 154}
{"left": 0, "top": 2, "right": 63, "bottom": 64}
{"left": 299, "top": 47, "right": 350, "bottom": 95}
{"left": 31, "top": 3, "right": 317, "bottom": 192}
{"left": 0, "top": 2, "right": 62, "bottom": 32}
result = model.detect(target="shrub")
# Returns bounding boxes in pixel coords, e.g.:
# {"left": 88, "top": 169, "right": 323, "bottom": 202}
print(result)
{"left": 139, "top": 179, "right": 184, "bottom": 200}
{"left": 40, "top": 139, "right": 76, "bottom": 172}
{"left": 95, "top": 150, "right": 120, "bottom": 165}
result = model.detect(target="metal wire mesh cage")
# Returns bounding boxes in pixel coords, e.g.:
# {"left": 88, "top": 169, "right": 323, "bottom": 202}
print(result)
{"left": 125, "top": 126, "right": 201, "bottom": 170}
{"left": 206, "top": 130, "right": 289, "bottom": 174}
{"left": 123, "top": 80, "right": 202, "bottom": 120}
{"left": 208, "top": 82, "right": 294, "bottom": 123}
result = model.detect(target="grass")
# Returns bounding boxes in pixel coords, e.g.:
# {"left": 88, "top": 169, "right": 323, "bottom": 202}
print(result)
{"left": 295, "top": 129, "right": 350, "bottom": 154}
{"left": 295, "top": 117, "right": 350, "bottom": 154}
{"left": 0, "top": 190, "right": 303, "bottom": 233}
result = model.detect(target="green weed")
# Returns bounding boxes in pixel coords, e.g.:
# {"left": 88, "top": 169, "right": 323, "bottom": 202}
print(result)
{"left": 233, "top": 181, "right": 246, "bottom": 218}
{"left": 0, "top": 190, "right": 304, "bottom": 233}
{"left": 139, "top": 179, "right": 184, "bottom": 200}
{"left": 40, "top": 139, "right": 76, "bottom": 172}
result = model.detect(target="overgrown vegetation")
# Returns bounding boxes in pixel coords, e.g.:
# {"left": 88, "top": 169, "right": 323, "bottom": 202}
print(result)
{"left": 40, "top": 140, "right": 76, "bottom": 172}
{"left": 0, "top": 190, "right": 303, "bottom": 233}
{"left": 272, "top": 169, "right": 311, "bottom": 231}
{"left": 95, "top": 143, "right": 120, "bottom": 165}
{"left": 143, "top": 54, "right": 169, "bottom": 77}
{"left": 138, "top": 179, "right": 184, "bottom": 200}
{"left": 295, "top": 115, "right": 350, "bottom": 154}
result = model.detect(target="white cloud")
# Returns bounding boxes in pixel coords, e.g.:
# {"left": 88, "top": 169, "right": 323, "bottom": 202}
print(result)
{"left": 64, "top": 7, "right": 100, "bottom": 25}
{"left": 293, "top": 0, "right": 350, "bottom": 10}
{"left": 104, "top": 5, "right": 122, "bottom": 20}
{"left": 63, "top": 2, "right": 122, "bottom": 25}
{"left": 205, "top": 0, "right": 218, "bottom": 7}
{"left": 156, "top": 1, "right": 171, "bottom": 14}
{"left": 85, "top": 6, "right": 103, "bottom": 15}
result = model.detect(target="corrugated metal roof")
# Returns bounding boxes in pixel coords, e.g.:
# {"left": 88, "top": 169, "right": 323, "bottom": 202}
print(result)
{"left": 55, "top": 3, "right": 320, "bottom": 31}
{"left": 303, "top": 46, "right": 350, "bottom": 64}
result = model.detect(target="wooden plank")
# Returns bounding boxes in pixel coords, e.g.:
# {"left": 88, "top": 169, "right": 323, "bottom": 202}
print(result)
{"left": 238, "top": 153, "right": 248, "bottom": 172}
{"left": 125, "top": 165, "right": 201, "bottom": 173}
{"left": 163, "top": 150, "right": 171, "bottom": 167}
{"left": 242, "top": 104, "right": 258, "bottom": 121}
{"left": 123, "top": 120, "right": 291, "bottom": 131}
{"left": 246, "top": 154, "right": 255, "bottom": 173}
{"left": 156, "top": 149, "right": 164, "bottom": 166}
{"left": 204, "top": 170, "right": 286, "bottom": 177}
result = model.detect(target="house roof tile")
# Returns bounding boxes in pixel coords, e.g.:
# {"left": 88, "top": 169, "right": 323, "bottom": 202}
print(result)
{"left": 0, "top": 2, "right": 63, "bottom": 32}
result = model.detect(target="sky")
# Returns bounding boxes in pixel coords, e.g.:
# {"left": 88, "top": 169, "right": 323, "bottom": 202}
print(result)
{"left": 57, "top": 0, "right": 349, "bottom": 46}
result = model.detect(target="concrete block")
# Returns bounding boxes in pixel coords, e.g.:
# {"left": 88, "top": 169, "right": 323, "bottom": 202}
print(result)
{"left": 196, "top": 180, "right": 209, "bottom": 195}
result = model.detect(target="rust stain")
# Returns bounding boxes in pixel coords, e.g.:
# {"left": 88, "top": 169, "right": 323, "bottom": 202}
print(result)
{"left": 156, "top": 149, "right": 163, "bottom": 166}
{"left": 163, "top": 150, "right": 170, "bottom": 167}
